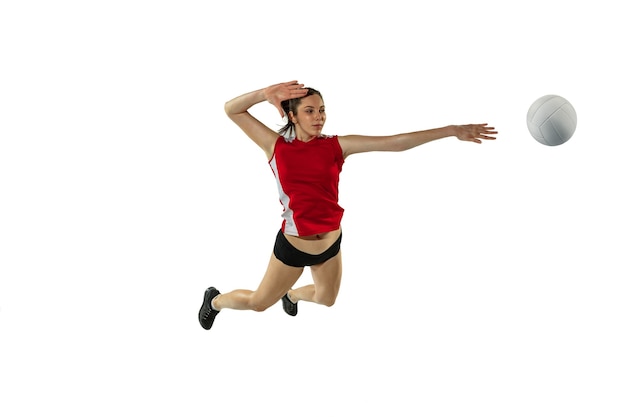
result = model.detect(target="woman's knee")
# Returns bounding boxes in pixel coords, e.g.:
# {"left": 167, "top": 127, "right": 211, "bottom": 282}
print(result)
{"left": 314, "top": 289, "right": 338, "bottom": 307}
{"left": 248, "top": 293, "right": 277, "bottom": 312}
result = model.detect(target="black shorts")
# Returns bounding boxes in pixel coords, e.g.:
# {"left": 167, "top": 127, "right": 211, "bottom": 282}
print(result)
{"left": 273, "top": 230, "right": 342, "bottom": 268}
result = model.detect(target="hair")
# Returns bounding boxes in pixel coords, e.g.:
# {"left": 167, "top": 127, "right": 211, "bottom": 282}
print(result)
{"left": 277, "top": 87, "right": 323, "bottom": 137}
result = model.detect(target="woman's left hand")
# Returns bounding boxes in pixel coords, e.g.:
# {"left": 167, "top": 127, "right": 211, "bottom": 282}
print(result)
{"left": 455, "top": 124, "right": 498, "bottom": 144}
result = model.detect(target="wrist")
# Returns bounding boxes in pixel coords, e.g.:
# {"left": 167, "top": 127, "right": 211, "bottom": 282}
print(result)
{"left": 448, "top": 125, "right": 460, "bottom": 138}
{"left": 261, "top": 86, "right": 271, "bottom": 102}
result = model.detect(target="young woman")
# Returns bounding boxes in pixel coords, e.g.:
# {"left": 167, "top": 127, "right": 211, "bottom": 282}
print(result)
{"left": 199, "top": 80, "right": 497, "bottom": 330}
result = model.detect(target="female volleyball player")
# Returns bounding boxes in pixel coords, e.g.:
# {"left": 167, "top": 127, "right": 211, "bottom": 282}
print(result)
{"left": 199, "top": 80, "right": 497, "bottom": 330}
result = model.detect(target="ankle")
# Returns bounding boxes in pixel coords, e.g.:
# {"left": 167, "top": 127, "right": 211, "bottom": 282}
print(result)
{"left": 211, "top": 294, "right": 221, "bottom": 311}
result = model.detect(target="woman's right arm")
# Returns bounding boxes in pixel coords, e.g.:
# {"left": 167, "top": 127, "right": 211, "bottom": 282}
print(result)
{"left": 224, "top": 88, "right": 278, "bottom": 159}
{"left": 224, "top": 81, "right": 308, "bottom": 159}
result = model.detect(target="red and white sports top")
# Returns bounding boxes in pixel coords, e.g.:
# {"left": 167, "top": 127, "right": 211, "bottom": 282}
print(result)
{"left": 269, "top": 135, "right": 344, "bottom": 237}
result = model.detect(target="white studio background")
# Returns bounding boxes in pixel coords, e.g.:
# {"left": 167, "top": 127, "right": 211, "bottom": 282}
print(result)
{"left": 1, "top": 1, "right": 624, "bottom": 416}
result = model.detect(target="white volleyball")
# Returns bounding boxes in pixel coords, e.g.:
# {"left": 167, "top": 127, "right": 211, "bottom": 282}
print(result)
{"left": 527, "top": 95, "right": 577, "bottom": 146}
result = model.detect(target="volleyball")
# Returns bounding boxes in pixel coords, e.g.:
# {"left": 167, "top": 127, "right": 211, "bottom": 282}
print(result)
{"left": 526, "top": 95, "right": 577, "bottom": 146}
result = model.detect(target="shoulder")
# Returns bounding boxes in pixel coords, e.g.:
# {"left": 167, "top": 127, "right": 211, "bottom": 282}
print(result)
{"left": 319, "top": 134, "right": 339, "bottom": 142}
{"left": 318, "top": 134, "right": 341, "bottom": 149}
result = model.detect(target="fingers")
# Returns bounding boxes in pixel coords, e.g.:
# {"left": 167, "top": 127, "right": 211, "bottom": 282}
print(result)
{"left": 285, "top": 81, "right": 308, "bottom": 98}
{"left": 479, "top": 129, "right": 498, "bottom": 141}
{"left": 281, "top": 80, "right": 304, "bottom": 90}
{"left": 473, "top": 124, "right": 498, "bottom": 139}
{"left": 280, "top": 80, "right": 307, "bottom": 90}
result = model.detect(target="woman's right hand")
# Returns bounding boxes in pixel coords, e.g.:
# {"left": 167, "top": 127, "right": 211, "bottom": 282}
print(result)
{"left": 264, "top": 80, "right": 309, "bottom": 118}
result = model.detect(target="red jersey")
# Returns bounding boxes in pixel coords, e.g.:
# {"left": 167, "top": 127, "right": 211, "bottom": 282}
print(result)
{"left": 269, "top": 135, "right": 345, "bottom": 237}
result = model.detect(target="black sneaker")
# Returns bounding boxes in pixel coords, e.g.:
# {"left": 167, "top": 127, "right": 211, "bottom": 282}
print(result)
{"left": 281, "top": 293, "right": 298, "bottom": 317}
{"left": 198, "top": 287, "right": 221, "bottom": 330}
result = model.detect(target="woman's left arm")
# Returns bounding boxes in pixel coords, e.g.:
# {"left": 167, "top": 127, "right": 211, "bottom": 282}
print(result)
{"left": 338, "top": 124, "right": 497, "bottom": 158}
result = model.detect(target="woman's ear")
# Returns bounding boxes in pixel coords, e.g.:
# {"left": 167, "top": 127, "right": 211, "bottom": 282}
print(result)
{"left": 288, "top": 111, "right": 297, "bottom": 124}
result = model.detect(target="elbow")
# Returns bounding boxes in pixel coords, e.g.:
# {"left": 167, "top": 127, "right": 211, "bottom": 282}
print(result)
{"left": 224, "top": 100, "right": 245, "bottom": 120}
{"left": 224, "top": 101, "right": 232, "bottom": 117}
{"left": 389, "top": 136, "right": 409, "bottom": 152}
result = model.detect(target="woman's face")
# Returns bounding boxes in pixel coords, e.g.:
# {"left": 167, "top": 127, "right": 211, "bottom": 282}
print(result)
{"left": 291, "top": 94, "right": 326, "bottom": 140}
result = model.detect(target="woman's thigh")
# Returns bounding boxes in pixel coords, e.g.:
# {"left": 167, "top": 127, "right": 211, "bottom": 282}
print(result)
{"left": 252, "top": 253, "right": 305, "bottom": 310}
{"left": 310, "top": 251, "right": 343, "bottom": 305}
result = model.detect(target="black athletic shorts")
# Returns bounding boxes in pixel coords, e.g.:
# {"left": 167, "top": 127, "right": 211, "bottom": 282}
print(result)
{"left": 273, "top": 230, "right": 342, "bottom": 268}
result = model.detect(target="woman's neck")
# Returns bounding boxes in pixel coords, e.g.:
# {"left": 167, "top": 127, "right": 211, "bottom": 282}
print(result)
{"left": 295, "top": 130, "right": 315, "bottom": 142}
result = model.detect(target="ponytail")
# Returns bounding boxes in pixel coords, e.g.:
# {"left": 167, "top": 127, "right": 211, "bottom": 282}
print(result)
{"left": 278, "top": 119, "right": 295, "bottom": 137}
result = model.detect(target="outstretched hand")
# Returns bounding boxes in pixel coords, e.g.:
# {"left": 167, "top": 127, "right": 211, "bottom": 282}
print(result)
{"left": 264, "top": 80, "right": 309, "bottom": 118}
{"left": 455, "top": 124, "right": 498, "bottom": 144}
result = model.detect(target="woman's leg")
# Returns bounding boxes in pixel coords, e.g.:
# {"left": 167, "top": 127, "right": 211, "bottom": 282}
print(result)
{"left": 213, "top": 253, "right": 304, "bottom": 312}
{"left": 288, "top": 251, "right": 342, "bottom": 307}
